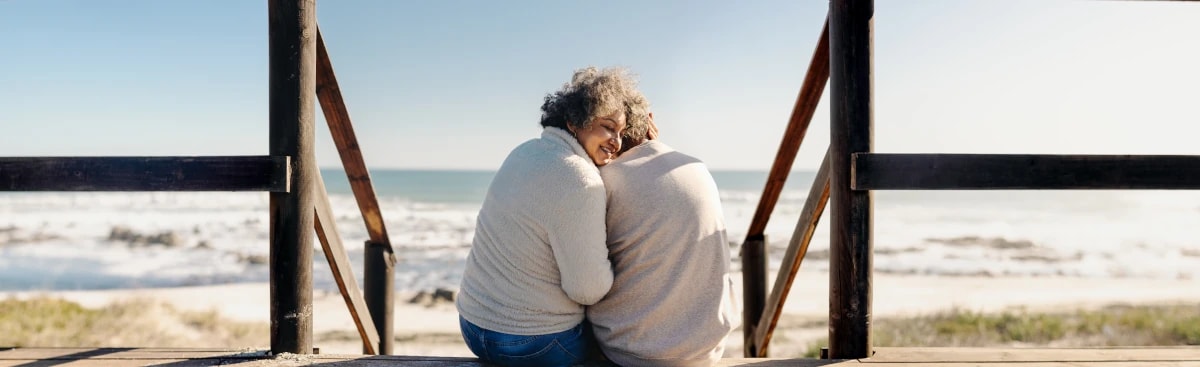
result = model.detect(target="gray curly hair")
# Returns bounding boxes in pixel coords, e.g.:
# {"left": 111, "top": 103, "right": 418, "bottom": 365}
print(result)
{"left": 540, "top": 66, "right": 651, "bottom": 143}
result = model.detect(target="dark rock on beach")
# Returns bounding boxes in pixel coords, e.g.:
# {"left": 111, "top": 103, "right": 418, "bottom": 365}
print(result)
{"left": 108, "top": 226, "right": 183, "bottom": 247}
{"left": 876, "top": 247, "right": 924, "bottom": 255}
{"left": 804, "top": 249, "right": 830, "bottom": 260}
{"left": 407, "top": 288, "right": 458, "bottom": 307}
{"left": 1, "top": 227, "right": 65, "bottom": 246}
{"left": 927, "top": 236, "right": 1035, "bottom": 250}
{"left": 235, "top": 253, "right": 269, "bottom": 265}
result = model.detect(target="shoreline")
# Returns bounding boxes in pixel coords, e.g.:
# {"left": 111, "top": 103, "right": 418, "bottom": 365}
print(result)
{"left": 4, "top": 272, "right": 1200, "bottom": 357}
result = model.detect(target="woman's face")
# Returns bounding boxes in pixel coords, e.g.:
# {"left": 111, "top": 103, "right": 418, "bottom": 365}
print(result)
{"left": 570, "top": 111, "right": 626, "bottom": 166}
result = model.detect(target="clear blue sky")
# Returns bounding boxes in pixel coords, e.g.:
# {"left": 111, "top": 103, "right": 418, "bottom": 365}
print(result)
{"left": 2, "top": 0, "right": 1197, "bottom": 170}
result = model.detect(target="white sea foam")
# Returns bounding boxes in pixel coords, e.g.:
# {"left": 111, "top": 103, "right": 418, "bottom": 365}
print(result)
{"left": 3, "top": 186, "right": 1199, "bottom": 292}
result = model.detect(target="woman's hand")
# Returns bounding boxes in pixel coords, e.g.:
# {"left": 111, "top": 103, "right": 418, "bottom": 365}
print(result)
{"left": 644, "top": 112, "right": 658, "bottom": 141}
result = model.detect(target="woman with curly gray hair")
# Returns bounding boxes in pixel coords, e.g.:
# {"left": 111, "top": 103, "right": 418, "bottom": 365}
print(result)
{"left": 456, "top": 66, "right": 651, "bottom": 367}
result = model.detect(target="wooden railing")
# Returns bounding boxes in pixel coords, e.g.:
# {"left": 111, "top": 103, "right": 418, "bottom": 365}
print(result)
{"left": 0, "top": 156, "right": 289, "bottom": 192}
{"left": 746, "top": 0, "right": 1200, "bottom": 359}
{"left": 315, "top": 26, "right": 397, "bottom": 355}
{"left": 0, "top": 0, "right": 396, "bottom": 356}
{"left": 9, "top": 0, "right": 1194, "bottom": 360}
{"left": 739, "top": 15, "right": 829, "bottom": 358}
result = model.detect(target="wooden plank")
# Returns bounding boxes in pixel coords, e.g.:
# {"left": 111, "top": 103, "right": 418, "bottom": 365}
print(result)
{"left": 6, "top": 348, "right": 1200, "bottom": 366}
{"left": 0, "top": 359, "right": 203, "bottom": 366}
{"left": 740, "top": 15, "right": 830, "bottom": 357}
{"left": 315, "top": 26, "right": 396, "bottom": 355}
{"left": 9, "top": 359, "right": 1200, "bottom": 367}
{"left": 0, "top": 348, "right": 137, "bottom": 360}
{"left": 0, "top": 348, "right": 256, "bottom": 358}
{"left": 0, "top": 348, "right": 823, "bottom": 366}
{"left": 268, "top": 0, "right": 317, "bottom": 355}
{"left": 0, "top": 357, "right": 828, "bottom": 367}
{"left": 866, "top": 347, "right": 1200, "bottom": 362}
{"left": 753, "top": 149, "right": 831, "bottom": 357}
{"left": 314, "top": 171, "right": 381, "bottom": 355}
{"left": 314, "top": 27, "right": 391, "bottom": 247}
{"left": 859, "top": 364, "right": 1200, "bottom": 366}
{"left": 853, "top": 153, "right": 1200, "bottom": 190}
{"left": 744, "top": 16, "right": 831, "bottom": 238}
{"left": 0, "top": 156, "right": 288, "bottom": 192}
{"left": 829, "top": 0, "right": 874, "bottom": 359}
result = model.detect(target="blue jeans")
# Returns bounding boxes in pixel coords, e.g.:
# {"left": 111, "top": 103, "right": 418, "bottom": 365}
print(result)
{"left": 459, "top": 316, "right": 593, "bottom": 367}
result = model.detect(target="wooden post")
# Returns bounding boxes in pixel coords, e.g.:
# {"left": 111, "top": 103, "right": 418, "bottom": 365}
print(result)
{"left": 315, "top": 27, "right": 396, "bottom": 355}
{"left": 268, "top": 0, "right": 316, "bottom": 355}
{"left": 365, "top": 241, "right": 395, "bottom": 354}
{"left": 829, "top": 0, "right": 874, "bottom": 359}
{"left": 740, "top": 234, "right": 768, "bottom": 357}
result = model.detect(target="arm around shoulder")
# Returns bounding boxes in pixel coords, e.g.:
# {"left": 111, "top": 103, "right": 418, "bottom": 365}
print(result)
{"left": 541, "top": 162, "right": 613, "bottom": 305}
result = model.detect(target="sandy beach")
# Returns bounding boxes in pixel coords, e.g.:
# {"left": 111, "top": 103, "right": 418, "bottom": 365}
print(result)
{"left": 6, "top": 271, "right": 1200, "bottom": 358}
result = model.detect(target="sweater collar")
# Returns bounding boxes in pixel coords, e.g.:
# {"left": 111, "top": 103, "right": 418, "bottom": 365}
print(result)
{"left": 616, "top": 140, "right": 669, "bottom": 162}
{"left": 542, "top": 127, "right": 591, "bottom": 161}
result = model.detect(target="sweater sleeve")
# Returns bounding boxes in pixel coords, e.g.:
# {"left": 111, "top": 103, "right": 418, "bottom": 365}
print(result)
{"left": 542, "top": 163, "right": 614, "bottom": 306}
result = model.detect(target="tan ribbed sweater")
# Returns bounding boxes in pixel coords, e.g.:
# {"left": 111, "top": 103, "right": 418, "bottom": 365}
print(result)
{"left": 456, "top": 127, "right": 614, "bottom": 335}
{"left": 589, "top": 141, "right": 739, "bottom": 367}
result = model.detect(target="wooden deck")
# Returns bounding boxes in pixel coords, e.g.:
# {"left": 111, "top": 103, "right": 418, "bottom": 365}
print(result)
{"left": 2, "top": 347, "right": 1199, "bottom": 366}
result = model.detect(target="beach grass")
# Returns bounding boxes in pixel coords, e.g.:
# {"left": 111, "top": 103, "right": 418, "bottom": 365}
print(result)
{"left": 0, "top": 296, "right": 267, "bottom": 348}
{"left": 802, "top": 303, "right": 1200, "bottom": 357}
{"left": 5, "top": 295, "right": 1200, "bottom": 358}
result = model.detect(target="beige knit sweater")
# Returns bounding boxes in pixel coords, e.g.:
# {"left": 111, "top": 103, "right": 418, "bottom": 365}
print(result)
{"left": 456, "top": 127, "right": 614, "bottom": 335}
{"left": 589, "top": 141, "right": 739, "bottom": 367}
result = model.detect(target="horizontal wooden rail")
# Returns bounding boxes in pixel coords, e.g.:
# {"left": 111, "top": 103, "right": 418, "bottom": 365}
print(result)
{"left": 854, "top": 153, "right": 1200, "bottom": 190}
{"left": 0, "top": 156, "right": 289, "bottom": 192}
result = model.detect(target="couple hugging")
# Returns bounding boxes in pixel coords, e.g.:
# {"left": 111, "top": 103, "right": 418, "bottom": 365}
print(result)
{"left": 456, "top": 66, "right": 739, "bottom": 367}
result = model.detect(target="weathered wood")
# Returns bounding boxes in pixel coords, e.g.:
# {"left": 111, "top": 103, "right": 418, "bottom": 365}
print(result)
{"left": 268, "top": 0, "right": 317, "bottom": 355}
{"left": 739, "top": 234, "right": 768, "bottom": 357}
{"left": 316, "top": 26, "right": 396, "bottom": 355}
{"left": 740, "top": 15, "right": 830, "bottom": 356}
{"left": 744, "top": 16, "right": 831, "bottom": 238}
{"left": 753, "top": 149, "right": 831, "bottom": 357}
{"left": 866, "top": 347, "right": 1200, "bottom": 362}
{"left": 4, "top": 359, "right": 1198, "bottom": 367}
{"left": 314, "top": 27, "right": 391, "bottom": 246}
{"left": 829, "top": 0, "right": 874, "bottom": 359}
{"left": 0, "top": 156, "right": 288, "bottom": 192}
{"left": 0, "top": 348, "right": 267, "bottom": 360}
{"left": 5, "top": 347, "right": 1200, "bottom": 366}
{"left": 854, "top": 153, "right": 1200, "bottom": 190}
{"left": 363, "top": 240, "right": 395, "bottom": 355}
{"left": 314, "top": 171, "right": 381, "bottom": 354}
{"left": 0, "top": 348, "right": 829, "bottom": 366}
{"left": 0, "top": 358, "right": 838, "bottom": 367}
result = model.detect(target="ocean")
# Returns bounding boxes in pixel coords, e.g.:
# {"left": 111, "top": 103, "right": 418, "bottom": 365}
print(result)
{"left": 2, "top": 169, "right": 1199, "bottom": 292}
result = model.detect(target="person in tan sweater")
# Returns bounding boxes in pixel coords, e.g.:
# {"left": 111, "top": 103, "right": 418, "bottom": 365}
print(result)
{"left": 456, "top": 66, "right": 651, "bottom": 367}
{"left": 588, "top": 115, "right": 740, "bottom": 367}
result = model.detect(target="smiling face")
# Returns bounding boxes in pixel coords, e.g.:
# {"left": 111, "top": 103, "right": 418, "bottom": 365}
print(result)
{"left": 569, "top": 110, "right": 627, "bottom": 166}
